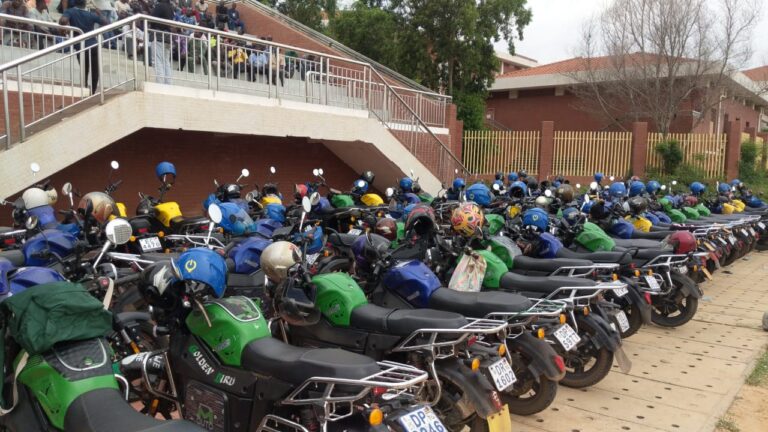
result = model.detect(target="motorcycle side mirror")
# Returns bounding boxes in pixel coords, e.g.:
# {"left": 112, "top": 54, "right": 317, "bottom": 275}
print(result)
{"left": 576, "top": 183, "right": 581, "bottom": 189}
{"left": 105, "top": 218, "right": 132, "bottom": 246}
{"left": 454, "top": 168, "right": 459, "bottom": 174}
{"left": 312, "top": 168, "right": 319, "bottom": 177}
{"left": 62, "top": 182, "right": 73, "bottom": 196}
{"left": 25, "top": 215, "right": 39, "bottom": 230}
{"left": 661, "top": 185, "right": 667, "bottom": 191}
{"left": 492, "top": 183, "right": 500, "bottom": 191}
{"left": 110, "top": 160, "right": 120, "bottom": 170}
{"left": 385, "top": 187, "right": 394, "bottom": 198}
{"left": 301, "top": 196, "right": 311, "bottom": 213}
{"left": 355, "top": 180, "right": 366, "bottom": 189}
{"left": 241, "top": 168, "right": 250, "bottom": 178}
{"left": 310, "top": 192, "right": 320, "bottom": 206}
{"left": 583, "top": 194, "right": 591, "bottom": 203}
{"left": 589, "top": 181, "right": 598, "bottom": 191}
{"left": 410, "top": 169, "right": 415, "bottom": 178}
{"left": 544, "top": 189, "right": 553, "bottom": 197}
{"left": 208, "top": 203, "right": 223, "bottom": 224}
{"left": 269, "top": 166, "right": 276, "bottom": 174}
{"left": 318, "top": 168, "right": 324, "bottom": 176}
{"left": 672, "top": 180, "right": 678, "bottom": 186}
{"left": 30, "top": 162, "right": 40, "bottom": 175}
{"left": 245, "top": 192, "right": 255, "bottom": 202}
{"left": 732, "top": 186, "right": 737, "bottom": 192}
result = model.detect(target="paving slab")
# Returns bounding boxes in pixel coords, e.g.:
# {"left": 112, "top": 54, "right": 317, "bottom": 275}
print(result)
{"left": 510, "top": 251, "right": 768, "bottom": 432}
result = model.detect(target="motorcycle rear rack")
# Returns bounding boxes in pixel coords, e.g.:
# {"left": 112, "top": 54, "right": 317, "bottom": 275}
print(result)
{"left": 392, "top": 317, "right": 509, "bottom": 357}
{"left": 641, "top": 254, "right": 692, "bottom": 269}
{"left": 549, "top": 263, "right": 620, "bottom": 278}
{"left": 256, "top": 415, "right": 309, "bottom": 432}
{"left": 164, "top": 234, "right": 226, "bottom": 249}
{"left": 543, "top": 281, "right": 629, "bottom": 307}
{"left": 281, "top": 360, "right": 427, "bottom": 422}
{"left": 484, "top": 298, "right": 568, "bottom": 322}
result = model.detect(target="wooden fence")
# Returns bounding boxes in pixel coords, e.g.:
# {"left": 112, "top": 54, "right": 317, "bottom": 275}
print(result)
{"left": 646, "top": 133, "right": 726, "bottom": 178}
{"left": 553, "top": 131, "right": 632, "bottom": 178}
{"left": 463, "top": 130, "right": 540, "bottom": 175}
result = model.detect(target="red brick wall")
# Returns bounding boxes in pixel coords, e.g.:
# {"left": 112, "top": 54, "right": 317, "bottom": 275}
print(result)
{"left": 1, "top": 128, "right": 360, "bottom": 225}
{"left": 0, "top": 90, "right": 78, "bottom": 144}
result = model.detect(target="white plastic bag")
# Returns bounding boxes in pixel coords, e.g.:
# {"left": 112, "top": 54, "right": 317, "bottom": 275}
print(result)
{"left": 448, "top": 253, "right": 487, "bottom": 292}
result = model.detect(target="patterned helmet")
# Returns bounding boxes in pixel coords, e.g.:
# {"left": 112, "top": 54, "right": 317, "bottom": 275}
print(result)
{"left": 450, "top": 202, "right": 484, "bottom": 237}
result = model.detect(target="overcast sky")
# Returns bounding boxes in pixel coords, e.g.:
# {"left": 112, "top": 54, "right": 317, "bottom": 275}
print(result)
{"left": 503, "top": 0, "right": 768, "bottom": 68}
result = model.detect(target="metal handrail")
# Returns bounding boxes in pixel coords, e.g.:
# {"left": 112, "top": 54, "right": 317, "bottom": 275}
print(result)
{"left": 0, "top": 13, "right": 84, "bottom": 36}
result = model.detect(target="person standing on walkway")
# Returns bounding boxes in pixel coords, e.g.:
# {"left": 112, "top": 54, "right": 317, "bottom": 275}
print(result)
{"left": 63, "top": 0, "right": 107, "bottom": 94}
{"left": 150, "top": 0, "right": 175, "bottom": 84}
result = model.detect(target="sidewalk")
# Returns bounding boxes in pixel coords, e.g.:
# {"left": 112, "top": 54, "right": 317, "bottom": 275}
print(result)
{"left": 512, "top": 251, "right": 768, "bottom": 432}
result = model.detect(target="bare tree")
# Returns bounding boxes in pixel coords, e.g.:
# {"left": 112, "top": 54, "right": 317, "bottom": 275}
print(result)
{"left": 568, "top": 0, "right": 759, "bottom": 135}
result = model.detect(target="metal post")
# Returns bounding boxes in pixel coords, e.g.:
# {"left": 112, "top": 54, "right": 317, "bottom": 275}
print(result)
{"left": 267, "top": 46, "right": 272, "bottom": 99}
{"left": 325, "top": 58, "right": 330, "bottom": 106}
{"left": 3, "top": 71, "right": 10, "bottom": 149}
{"left": 318, "top": 57, "right": 324, "bottom": 104}
{"left": 16, "top": 66, "right": 25, "bottom": 142}
{"left": 416, "top": 92, "right": 422, "bottom": 122}
{"left": 207, "top": 31, "right": 212, "bottom": 90}
{"left": 366, "top": 67, "right": 372, "bottom": 111}
{"left": 143, "top": 20, "right": 149, "bottom": 82}
{"left": 131, "top": 21, "right": 138, "bottom": 90}
{"left": 97, "top": 34, "right": 104, "bottom": 104}
{"left": 275, "top": 47, "right": 280, "bottom": 100}
{"left": 215, "top": 37, "right": 220, "bottom": 91}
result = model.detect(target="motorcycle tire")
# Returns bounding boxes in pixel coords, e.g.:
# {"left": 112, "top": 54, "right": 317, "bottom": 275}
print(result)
{"left": 651, "top": 273, "right": 699, "bottom": 327}
{"left": 560, "top": 317, "right": 614, "bottom": 388}
{"left": 433, "top": 370, "right": 485, "bottom": 431}
{"left": 620, "top": 304, "right": 644, "bottom": 339}
{"left": 502, "top": 375, "right": 558, "bottom": 416}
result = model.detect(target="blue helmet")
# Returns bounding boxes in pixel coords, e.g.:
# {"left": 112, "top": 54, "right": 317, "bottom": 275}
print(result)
{"left": 509, "top": 181, "right": 528, "bottom": 198}
{"left": 562, "top": 207, "right": 581, "bottom": 226}
{"left": 522, "top": 208, "right": 549, "bottom": 232}
{"left": 594, "top": 172, "right": 605, "bottom": 183}
{"left": 174, "top": 248, "right": 227, "bottom": 298}
{"left": 646, "top": 180, "right": 661, "bottom": 194}
{"left": 265, "top": 203, "right": 286, "bottom": 223}
{"left": 689, "top": 182, "right": 706, "bottom": 195}
{"left": 629, "top": 181, "right": 645, "bottom": 197}
{"left": 553, "top": 180, "right": 562, "bottom": 188}
{"left": 465, "top": 183, "right": 492, "bottom": 207}
{"left": 730, "top": 179, "right": 742, "bottom": 187}
{"left": 452, "top": 177, "right": 466, "bottom": 190}
{"left": 610, "top": 219, "right": 635, "bottom": 239}
{"left": 608, "top": 182, "right": 627, "bottom": 199}
{"left": 352, "top": 179, "right": 369, "bottom": 195}
{"left": 155, "top": 161, "right": 176, "bottom": 182}
{"left": 507, "top": 172, "right": 518, "bottom": 182}
{"left": 718, "top": 182, "right": 731, "bottom": 194}
{"left": 8, "top": 267, "right": 66, "bottom": 297}
{"left": 399, "top": 177, "right": 414, "bottom": 192}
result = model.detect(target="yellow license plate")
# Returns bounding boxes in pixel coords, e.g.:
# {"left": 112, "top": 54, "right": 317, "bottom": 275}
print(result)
{"left": 702, "top": 268, "right": 713, "bottom": 281}
{"left": 487, "top": 404, "right": 512, "bottom": 432}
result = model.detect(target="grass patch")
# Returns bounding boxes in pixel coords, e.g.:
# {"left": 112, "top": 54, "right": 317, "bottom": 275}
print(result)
{"left": 746, "top": 349, "right": 768, "bottom": 387}
{"left": 716, "top": 416, "right": 740, "bottom": 432}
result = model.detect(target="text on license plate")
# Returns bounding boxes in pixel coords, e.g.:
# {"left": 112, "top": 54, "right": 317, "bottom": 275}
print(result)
{"left": 399, "top": 406, "right": 446, "bottom": 432}
{"left": 488, "top": 358, "right": 516, "bottom": 391}
{"left": 553, "top": 324, "right": 581, "bottom": 351}
{"left": 644, "top": 275, "right": 660, "bottom": 291}
{"left": 613, "top": 286, "right": 629, "bottom": 297}
{"left": 347, "top": 228, "right": 362, "bottom": 235}
{"left": 139, "top": 236, "right": 162, "bottom": 252}
{"left": 615, "top": 310, "right": 630, "bottom": 333}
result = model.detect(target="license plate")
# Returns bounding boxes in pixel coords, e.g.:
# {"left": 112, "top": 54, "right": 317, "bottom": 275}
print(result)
{"left": 487, "top": 358, "right": 516, "bottom": 391}
{"left": 644, "top": 275, "right": 660, "bottom": 291}
{"left": 553, "top": 324, "right": 581, "bottom": 351}
{"left": 615, "top": 310, "right": 630, "bottom": 333}
{"left": 139, "top": 236, "right": 161, "bottom": 252}
{"left": 749, "top": 227, "right": 756, "bottom": 236}
{"left": 399, "top": 406, "right": 446, "bottom": 432}
{"left": 347, "top": 228, "right": 362, "bottom": 235}
{"left": 613, "top": 286, "right": 629, "bottom": 297}
{"left": 306, "top": 253, "right": 319, "bottom": 265}
{"left": 703, "top": 241, "right": 715, "bottom": 251}
{"left": 486, "top": 404, "right": 512, "bottom": 432}
{"left": 719, "top": 238, "right": 728, "bottom": 246}
{"left": 759, "top": 222, "right": 766, "bottom": 229}
{"left": 728, "top": 235, "right": 737, "bottom": 245}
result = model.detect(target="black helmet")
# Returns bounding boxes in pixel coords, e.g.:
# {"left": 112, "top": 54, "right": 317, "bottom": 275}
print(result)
{"left": 518, "top": 170, "right": 528, "bottom": 179}
{"left": 412, "top": 181, "right": 422, "bottom": 194}
{"left": 360, "top": 170, "right": 375, "bottom": 185}
{"left": 494, "top": 171, "right": 504, "bottom": 181}
{"left": 556, "top": 184, "right": 574, "bottom": 202}
{"left": 628, "top": 196, "right": 649, "bottom": 214}
{"left": 526, "top": 177, "right": 539, "bottom": 191}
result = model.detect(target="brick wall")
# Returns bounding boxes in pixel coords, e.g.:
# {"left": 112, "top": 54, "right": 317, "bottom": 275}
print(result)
{"left": 1, "top": 128, "right": 360, "bottom": 225}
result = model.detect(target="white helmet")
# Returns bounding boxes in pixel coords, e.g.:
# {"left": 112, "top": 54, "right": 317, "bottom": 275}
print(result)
{"left": 261, "top": 241, "right": 301, "bottom": 283}
{"left": 22, "top": 187, "right": 50, "bottom": 209}
{"left": 46, "top": 188, "right": 58, "bottom": 205}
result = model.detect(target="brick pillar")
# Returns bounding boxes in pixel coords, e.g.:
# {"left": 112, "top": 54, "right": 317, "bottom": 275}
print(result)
{"left": 631, "top": 122, "right": 649, "bottom": 177}
{"left": 746, "top": 126, "right": 757, "bottom": 142}
{"left": 724, "top": 119, "right": 743, "bottom": 180}
{"left": 538, "top": 121, "right": 555, "bottom": 178}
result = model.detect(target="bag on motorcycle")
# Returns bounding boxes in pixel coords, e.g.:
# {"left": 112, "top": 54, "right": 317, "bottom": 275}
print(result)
{"left": 576, "top": 222, "right": 616, "bottom": 252}
{"left": 449, "top": 253, "right": 486, "bottom": 292}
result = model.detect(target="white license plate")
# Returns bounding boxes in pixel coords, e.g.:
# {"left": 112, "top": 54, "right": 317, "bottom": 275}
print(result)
{"left": 139, "top": 236, "right": 162, "bottom": 252}
{"left": 347, "top": 228, "right": 362, "bottom": 235}
{"left": 749, "top": 227, "right": 756, "bottom": 236}
{"left": 553, "top": 324, "right": 581, "bottom": 351}
{"left": 759, "top": 222, "right": 766, "bottom": 229}
{"left": 487, "top": 358, "right": 516, "bottom": 391}
{"left": 613, "top": 286, "right": 629, "bottom": 297}
{"left": 728, "top": 235, "right": 737, "bottom": 245}
{"left": 306, "top": 253, "right": 319, "bottom": 265}
{"left": 719, "top": 238, "right": 729, "bottom": 246}
{"left": 399, "top": 406, "right": 446, "bottom": 432}
{"left": 615, "top": 310, "right": 630, "bottom": 333}
{"left": 644, "top": 275, "right": 660, "bottom": 291}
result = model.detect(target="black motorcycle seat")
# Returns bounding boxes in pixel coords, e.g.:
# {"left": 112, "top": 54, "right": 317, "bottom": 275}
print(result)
{"left": 350, "top": 304, "right": 468, "bottom": 336}
{"left": 499, "top": 272, "right": 595, "bottom": 294}
{"left": 558, "top": 247, "right": 631, "bottom": 265}
{"left": 632, "top": 230, "right": 673, "bottom": 240}
{"left": 241, "top": 337, "right": 381, "bottom": 385}
{"left": 169, "top": 215, "right": 208, "bottom": 229}
{"left": 512, "top": 256, "right": 593, "bottom": 273}
{"left": 64, "top": 388, "right": 203, "bottom": 432}
{"left": 612, "top": 238, "right": 663, "bottom": 248}
{"left": 631, "top": 248, "right": 674, "bottom": 261}
{"left": 0, "top": 249, "right": 25, "bottom": 266}
{"left": 139, "top": 252, "right": 178, "bottom": 263}
{"left": 328, "top": 232, "right": 359, "bottom": 248}
{"left": 428, "top": 288, "right": 532, "bottom": 317}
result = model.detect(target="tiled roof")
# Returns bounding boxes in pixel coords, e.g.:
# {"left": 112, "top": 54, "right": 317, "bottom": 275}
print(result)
{"left": 498, "top": 53, "right": 683, "bottom": 78}
{"left": 742, "top": 66, "right": 768, "bottom": 81}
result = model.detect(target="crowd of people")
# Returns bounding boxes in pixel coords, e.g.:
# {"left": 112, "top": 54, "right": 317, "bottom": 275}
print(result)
{"left": 0, "top": 0, "right": 322, "bottom": 93}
